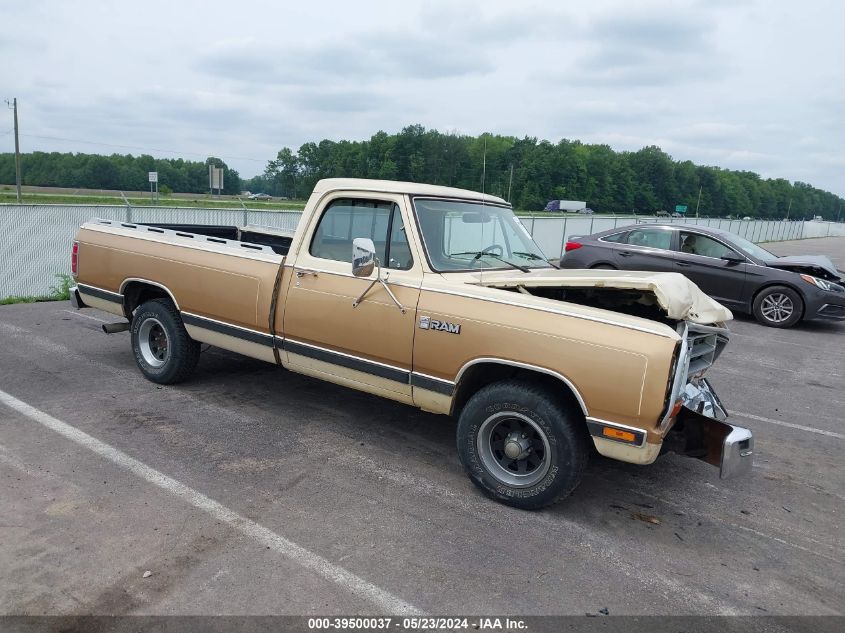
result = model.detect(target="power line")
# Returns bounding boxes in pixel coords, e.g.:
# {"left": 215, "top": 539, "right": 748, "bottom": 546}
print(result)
{"left": 18, "top": 133, "right": 268, "bottom": 163}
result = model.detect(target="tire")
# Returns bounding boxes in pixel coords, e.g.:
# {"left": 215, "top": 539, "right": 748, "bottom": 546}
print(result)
{"left": 456, "top": 380, "right": 589, "bottom": 510}
{"left": 131, "top": 298, "right": 200, "bottom": 384}
{"left": 591, "top": 263, "right": 617, "bottom": 270}
{"left": 752, "top": 285, "right": 803, "bottom": 328}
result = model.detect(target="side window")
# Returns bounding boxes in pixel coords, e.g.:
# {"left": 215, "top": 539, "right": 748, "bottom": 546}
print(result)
{"left": 624, "top": 228, "right": 672, "bottom": 250}
{"left": 601, "top": 231, "right": 628, "bottom": 243}
{"left": 309, "top": 198, "right": 412, "bottom": 270}
{"left": 679, "top": 232, "right": 735, "bottom": 259}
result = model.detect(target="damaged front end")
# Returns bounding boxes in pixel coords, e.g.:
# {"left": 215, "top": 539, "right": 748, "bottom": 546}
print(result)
{"left": 472, "top": 270, "right": 753, "bottom": 478}
{"left": 661, "top": 323, "right": 754, "bottom": 479}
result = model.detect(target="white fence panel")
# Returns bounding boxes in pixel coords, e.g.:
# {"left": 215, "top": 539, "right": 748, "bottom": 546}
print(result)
{"left": 0, "top": 204, "right": 306, "bottom": 298}
{"left": 0, "top": 203, "right": 840, "bottom": 298}
{"left": 802, "top": 221, "right": 845, "bottom": 238}
{"left": 1, "top": 205, "right": 126, "bottom": 298}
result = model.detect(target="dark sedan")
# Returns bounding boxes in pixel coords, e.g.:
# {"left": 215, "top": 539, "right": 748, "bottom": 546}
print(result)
{"left": 560, "top": 224, "right": 845, "bottom": 328}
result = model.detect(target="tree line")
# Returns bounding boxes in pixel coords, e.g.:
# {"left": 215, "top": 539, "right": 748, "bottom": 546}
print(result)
{"left": 246, "top": 125, "right": 843, "bottom": 219}
{"left": 0, "top": 152, "right": 241, "bottom": 195}
{"left": 3, "top": 125, "right": 843, "bottom": 219}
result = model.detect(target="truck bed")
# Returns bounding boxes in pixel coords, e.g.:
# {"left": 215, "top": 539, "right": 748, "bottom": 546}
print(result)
{"left": 74, "top": 219, "right": 289, "bottom": 362}
{"left": 138, "top": 222, "right": 294, "bottom": 255}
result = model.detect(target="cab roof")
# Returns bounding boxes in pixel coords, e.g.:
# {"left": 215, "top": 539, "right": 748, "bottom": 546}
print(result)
{"left": 312, "top": 178, "right": 508, "bottom": 205}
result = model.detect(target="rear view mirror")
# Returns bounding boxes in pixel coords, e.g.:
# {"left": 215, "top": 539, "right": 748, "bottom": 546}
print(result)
{"left": 461, "top": 211, "right": 491, "bottom": 224}
{"left": 352, "top": 237, "right": 376, "bottom": 277}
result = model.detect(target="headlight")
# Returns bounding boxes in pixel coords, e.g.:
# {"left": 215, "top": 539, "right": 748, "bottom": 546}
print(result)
{"left": 800, "top": 274, "right": 845, "bottom": 293}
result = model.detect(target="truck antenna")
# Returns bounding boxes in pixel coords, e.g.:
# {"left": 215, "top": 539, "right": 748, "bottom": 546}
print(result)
{"left": 480, "top": 135, "right": 487, "bottom": 285}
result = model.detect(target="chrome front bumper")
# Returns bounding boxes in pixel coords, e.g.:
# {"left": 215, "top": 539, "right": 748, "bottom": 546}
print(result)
{"left": 671, "top": 379, "right": 754, "bottom": 479}
{"left": 718, "top": 423, "right": 754, "bottom": 479}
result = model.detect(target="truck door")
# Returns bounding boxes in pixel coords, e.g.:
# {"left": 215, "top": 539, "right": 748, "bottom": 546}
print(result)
{"left": 282, "top": 194, "right": 422, "bottom": 402}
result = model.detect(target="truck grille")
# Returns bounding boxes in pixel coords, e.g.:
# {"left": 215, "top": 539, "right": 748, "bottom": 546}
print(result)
{"left": 660, "top": 323, "right": 729, "bottom": 432}
{"left": 687, "top": 332, "right": 717, "bottom": 378}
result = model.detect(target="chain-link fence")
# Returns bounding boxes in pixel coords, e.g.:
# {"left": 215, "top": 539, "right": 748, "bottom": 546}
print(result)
{"left": 0, "top": 205, "right": 303, "bottom": 298}
{"left": 1, "top": 203, "right": 840, "bottom": 299}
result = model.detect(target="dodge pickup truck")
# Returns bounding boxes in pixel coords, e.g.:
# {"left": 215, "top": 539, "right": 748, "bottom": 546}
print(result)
{"left": 69, "top": 178, "right": 753, "bottom": 509}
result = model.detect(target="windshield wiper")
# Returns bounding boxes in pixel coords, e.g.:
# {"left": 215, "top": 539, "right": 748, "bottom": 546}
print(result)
{"left": 512, "top": 251, "right": 559, "bottom": 269}
{"left": 448, "top": 250, "right": 531, "bottom": 273}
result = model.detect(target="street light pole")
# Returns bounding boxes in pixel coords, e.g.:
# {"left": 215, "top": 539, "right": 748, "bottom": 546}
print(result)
{"left": 4, "top": 97, "right": 22, "bottom": 203}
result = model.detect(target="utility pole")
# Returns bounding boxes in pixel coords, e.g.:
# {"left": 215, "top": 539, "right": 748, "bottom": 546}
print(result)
{"left": 4, "top": 97, "right": 22, "bottom": 203}
{"left": 507, "top": 164, "right": 514, "bottom": 202}
{"left": 694, "top": 186, "right": 702, "bottom": 218}
{"left": 785, "top": 198, "right": 792, "bottom": 220}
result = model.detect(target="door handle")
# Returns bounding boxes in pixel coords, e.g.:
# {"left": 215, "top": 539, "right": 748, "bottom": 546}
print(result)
{"left": 677, "top": 262, "right": 691, "bottom": 267}
{"left": 295, "top": 269, "right": 318, "bottom": 278}
{"left": 619, "top": 251, "right": 633, "bottom": 257}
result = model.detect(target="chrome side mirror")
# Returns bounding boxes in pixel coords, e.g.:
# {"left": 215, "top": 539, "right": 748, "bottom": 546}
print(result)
{"left": 350, "top": 236, "right": 406, "bottom": 313}
{"left": 352, "top": 237, "right": 376, "bottom": 277}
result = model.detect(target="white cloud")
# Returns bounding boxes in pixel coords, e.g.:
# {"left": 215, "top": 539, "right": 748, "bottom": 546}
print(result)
{"left": 0, "top": 0, "right": 842, "bottom": 196}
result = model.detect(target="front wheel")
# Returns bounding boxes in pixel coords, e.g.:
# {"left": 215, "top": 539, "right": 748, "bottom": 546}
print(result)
{"left": 131, "top": 298, "right": 200, "bottom": 384}
{"left": 456, "top": 380, "right": 589, "bottom": 509}
{"left": 752, "top": 285, "right": 803, "bottom": 328}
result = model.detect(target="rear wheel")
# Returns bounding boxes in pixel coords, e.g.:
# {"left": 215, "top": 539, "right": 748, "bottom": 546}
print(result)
{"left": 752, "top": 285, "right": 803, "bottom": 328}
{"left": 131, "top": 299, "right": 200, "bottom": 384}
{"left": 456, "top": 380, "right": 589, "bottom": 509}
{"left": 590, "top": 263, "right": 617, "bottom": 270}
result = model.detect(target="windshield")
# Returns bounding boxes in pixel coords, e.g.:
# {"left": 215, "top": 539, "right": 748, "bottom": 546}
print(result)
{"left": 412, "top": 198, "right": 553, "bottom": 272}
{"left": 729, "top": 234, "right": 777, "bottom": 263}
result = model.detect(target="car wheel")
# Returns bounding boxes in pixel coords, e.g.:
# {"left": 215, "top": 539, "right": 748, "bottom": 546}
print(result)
{"left": 752, "top": 285, "right": 803, "bottom": 328}
{"left": 456, "top": 380, "right": 589, "bottom": 510}
{"left": 131, "top": 298, "right": 201, "bottom": 384}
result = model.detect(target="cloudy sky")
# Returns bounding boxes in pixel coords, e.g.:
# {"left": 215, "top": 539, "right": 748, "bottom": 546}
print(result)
{"left": 2, "top": 0, "right": 843, "bottom": 194}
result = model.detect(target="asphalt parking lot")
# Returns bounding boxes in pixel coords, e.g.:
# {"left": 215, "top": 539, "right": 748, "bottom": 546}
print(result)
{"left": 1, "top": 237, "right": 843, "bottom": 618}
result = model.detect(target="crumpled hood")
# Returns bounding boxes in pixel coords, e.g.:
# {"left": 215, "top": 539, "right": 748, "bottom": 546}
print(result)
{"left": 768, "top": 255, "right": 842, "bottom": 280}
{"left": 468, "top": 269, "right": 733, "bottom": 324}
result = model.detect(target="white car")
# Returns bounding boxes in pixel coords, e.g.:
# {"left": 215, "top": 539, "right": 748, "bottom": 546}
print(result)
{"left": 248, "top": 193, "right": 272, "bottom": 201}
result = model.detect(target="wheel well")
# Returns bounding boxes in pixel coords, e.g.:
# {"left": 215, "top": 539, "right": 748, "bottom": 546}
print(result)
{"left": 451, "top": 362, "right": 586, "bottom": 420}
{"left": 590, "top": 262, "right": 617, "bottom": 269}
{"left": 121, "top": 281, "right": 175, "bottom": 318}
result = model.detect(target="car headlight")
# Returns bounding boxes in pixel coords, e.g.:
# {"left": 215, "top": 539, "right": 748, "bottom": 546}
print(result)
{"left": 800, "top": 274, "right": 845, "bottom": 293}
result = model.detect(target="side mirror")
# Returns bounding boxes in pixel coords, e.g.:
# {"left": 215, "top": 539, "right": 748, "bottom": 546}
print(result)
{"left": 352, "top": 237, "right": 376, "bottom": 277}
{"left": 721, "top": 254, "right": 744, "bottom": 264}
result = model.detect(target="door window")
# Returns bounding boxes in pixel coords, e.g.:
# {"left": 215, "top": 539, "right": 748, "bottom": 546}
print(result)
{"left": 678, "top": 232, "right": 735, "bottom": 259}
{"left": 601, "top": 231, "right": 628, "bottom": 243}
{"left": 310, "top": 198, "right": 413, "bottom": 270}
{"left": 623, "top": 228, "right": 672, "bottom": 250}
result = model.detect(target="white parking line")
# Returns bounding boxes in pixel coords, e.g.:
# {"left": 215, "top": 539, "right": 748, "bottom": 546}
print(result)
{"left": 0, "top": 388, "right": 422, "bottom": 615}
{"left": 731, "top": 411, "right": 845, "bottom": 440}
{"left": 62, "top": 309, "right": 109, "bottom": 323}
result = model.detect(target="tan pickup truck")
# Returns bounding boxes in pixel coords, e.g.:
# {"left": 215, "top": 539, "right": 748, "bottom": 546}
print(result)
{"left": 70, "top": 178, "right": 753, "bottom": 508}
